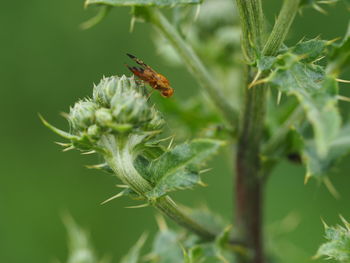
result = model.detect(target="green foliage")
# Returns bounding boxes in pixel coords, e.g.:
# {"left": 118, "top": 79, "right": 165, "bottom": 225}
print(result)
{"left": 62, "top": 215, "right": 108, "bottom": 263}
{"left": 43, "top": 0, "right": 350, "bottom": 262}
{"left": 85, "top": 0, "right": 201, "bottom": 7}
{"left": 327, "top": 22, "right": 350, "bottom": 74}
{"left": 120, "top": 234, "right": 147, "bottom": 263}
{"left": 303, "top": 125, "right": 350, "bottom": 178}
{"left": 316, "top": 216, "right": 350, "bottom": 262}
{"left": 265, "top": 51, "right": 341, "bottom": 157}
{"left": 146, "top": 139, "right": 224, "bottom": 199}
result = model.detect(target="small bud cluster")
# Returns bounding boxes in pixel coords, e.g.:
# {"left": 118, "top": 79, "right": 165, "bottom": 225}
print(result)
{"left": 67, "top": 75, "right": 164, "bottom": 141}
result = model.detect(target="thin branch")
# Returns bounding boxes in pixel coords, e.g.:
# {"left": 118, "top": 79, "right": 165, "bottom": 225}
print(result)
{"left": 145, "top": 8, "right": 238, "bottom": 127}
{"left": 263, "top": 0, "right": 302, "bottom": 56}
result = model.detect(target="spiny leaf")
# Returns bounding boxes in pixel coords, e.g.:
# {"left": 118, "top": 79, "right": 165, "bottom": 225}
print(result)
{"left": 315, "top": 216, "right": 350, "bottom": 262}
{"left": 146, "top": 139, "right": 225, "bottom": 198}
{"left": 291, "top": 38, "right": 328, "bottom": 63}
{"left": 267, "top": 54, "right": 341, "bottom": 157}
{"left": 62, "top": 215, "right": 108, "bottom": 263}
{"left": 303, "top": 125, "right": 350, "bottom": 178}
{"left": 150, "top": 229, "right": 184, "bottom": 262}
{"left": 327, "top": 22, "right": 350, "bottom": 74}
{"left": 120, "top": 233, "right": 147, "bottom": 263}
{"left": 85, "top": 0, "right": 201, "bottom": 7}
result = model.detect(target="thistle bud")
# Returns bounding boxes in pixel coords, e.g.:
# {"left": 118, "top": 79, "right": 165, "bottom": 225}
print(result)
{"left": 69, "top": 100, "right": 98, "bottom": 132}
{"left": 95, "top": 108, "right": 113, "bottom": 127}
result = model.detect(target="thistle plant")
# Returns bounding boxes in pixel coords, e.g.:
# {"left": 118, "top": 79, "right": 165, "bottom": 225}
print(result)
{"left": 43, "top": 0, "right": 350, "bottom": 262}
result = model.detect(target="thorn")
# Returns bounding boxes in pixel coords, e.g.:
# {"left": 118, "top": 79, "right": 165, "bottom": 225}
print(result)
{"left": 81, "top": 150, "right": 96, "bottom": 155}
{"left": 304, "top": 172, "right": 312, "bottom": 184}
{"left": 326, "top": 37, "right": 341, "bottom": 45}
{"left": 101, "top": 191, "right": 125, "bottom": 205}
{"left": 199, "top": 168, "right": 212, "bottom": 174}
{"left": 154, "top": 135, "right": 174, "bottom": 143}
{"left": 339, "top": 215, "right": 350, "bottom": 230}
{"left": 337, "top": 95, "right": 350, "bottom": 102}
{"left": 312, "top": 3, "right": 327, "bottom": 14}
{"left": 129, "top": 16, "right": 136, "bottom": 33}
{"left": 320, "top": 217, "right": 329, "bottom": 229}
{"left": 312, "top": 56, "right": 325, "bottom": 64}
{"left": 62, "top": 146, "right": 75, "bottom": 152}
{"left": 60, "top": 112, "right": 70, "bottom": 120}
{"left": 336, "top": 78, "right": 350, "bottom": 83}
{"left": 198, "top": 180, "right": 208, "bottom": 187}
{"left": 116, "top": 184, "right": 129, "bottom": 188}
{"left": 155, "top": 214, "right": 168, "bottom": 232}
{"left": 277, "top": 91, "right": 282, "bottom": 105}
{"left": 86, "top": 163, "right": 106, "bottom": 169}
{"left": 125, "top": 203, "right": 149, "bottom": 209}
{"left": 55, "top": 141, "right": 71, "bottom": 147}
{"left": 167, "top": 137, "right": 174, "bottom": 150}
{"left": 323, "top": 177, "right": 340, "bottom": 199}
{"left": 248, "top": 70, "right": 262, "bottom": 89}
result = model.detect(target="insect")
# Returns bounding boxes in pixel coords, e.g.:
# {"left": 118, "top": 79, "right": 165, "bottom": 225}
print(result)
{"left": 125, "top": 53, "right": 174, "bottom": 98}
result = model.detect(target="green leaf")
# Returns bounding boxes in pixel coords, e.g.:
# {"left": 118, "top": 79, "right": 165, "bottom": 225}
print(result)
{"left": 63, "top": 215, "right": 108, "bottom": 263}
{"left": 85, "top": 0, "right": 201, "bottom": 7}
{"left": 185, "top": 206, "right": 228, "bottom": 234}
{"left": 303, "top": 125, "right": 350, "bottom": 178}
{"left": 267, "top": 54, "right": 341, "bottom": 157}
{"left": 315, "top": 216, "right": 350, "bottom": 263}
{"left": 327, "top": 22, "right": 350, "bottom": 74}
{"left": 150, "top": 229, "right": 184, "bottom": 263}
{"left": 183, "top": 226, "right": 234, "bottom": 263}
{"left": 291, "top": 38, "right": 327, "bottom": 63}
{"left": 120, "top": 234, "right": 147, "bottom": 263}
{"left": 146, "top": 139, "right": 225, "bottom": 198}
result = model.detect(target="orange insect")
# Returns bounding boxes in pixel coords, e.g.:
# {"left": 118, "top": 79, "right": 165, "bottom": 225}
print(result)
{"left": 126, "top": 53, "right": 174, "bottom": 98}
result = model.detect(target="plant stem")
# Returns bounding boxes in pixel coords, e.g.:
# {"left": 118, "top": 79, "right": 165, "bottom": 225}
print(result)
{"left": 263, "top": 0, "right": 301, "bottom": 56}
{"left": 100, "top": 134, "right": 217, "bottom": 241}
{"left": 234, "top": 1, "right": 301, "bottom": 262}
{"left": 145, "top": 8, "right": 237, "bottom": 127}
{"left": 234, "top": 0, "right": 265, "bottom": 262}
{"left": 235, "top": 0, "right": 264, "bottom": 60}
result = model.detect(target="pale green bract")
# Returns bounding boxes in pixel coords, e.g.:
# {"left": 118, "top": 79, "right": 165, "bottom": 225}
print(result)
{"left": 85, "top": 0, "right": 201, "bottom": 7}
{"left": 315, "top": 216, "right": 350, "bottom": 263}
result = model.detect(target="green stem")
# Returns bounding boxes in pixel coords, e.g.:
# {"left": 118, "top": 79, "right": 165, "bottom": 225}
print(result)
{"left": 263, "top": 0, "right": 301, "bottom": 56}
{"left": 100, "top": 134, "right": 217, "bottom": 241}
{"left": 234, "top": 1, "right": 301, "bottom": 263}
{"left": 145, "top": 8, "right": 237, "bottom": 127}
{"left": 235, "top": 0, "right": 264, "bottom": 60}
{"left": 234, "top": 1, "right": 265, "bottom": 262}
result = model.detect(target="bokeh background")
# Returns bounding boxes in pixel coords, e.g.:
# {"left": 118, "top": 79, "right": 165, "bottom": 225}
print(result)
{"left": 0, "top": 1, "right": 349, "bottom": 262}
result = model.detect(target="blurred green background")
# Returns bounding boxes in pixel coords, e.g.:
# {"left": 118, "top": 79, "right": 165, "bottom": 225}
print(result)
{"left": 0, "top": 1, "right": 349, "bottom": 262}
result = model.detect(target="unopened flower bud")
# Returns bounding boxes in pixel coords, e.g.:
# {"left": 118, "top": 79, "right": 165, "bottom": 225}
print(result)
{"left": 95, "top": 108, "right": 113, "bottom": 127}
{"left": 69, "top": 100, "right": 98, "bottom": 132}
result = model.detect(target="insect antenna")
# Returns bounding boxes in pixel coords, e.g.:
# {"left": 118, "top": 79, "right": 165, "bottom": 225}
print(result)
{"left": 126, "top": 53, "right": 150, "bottom": 68}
